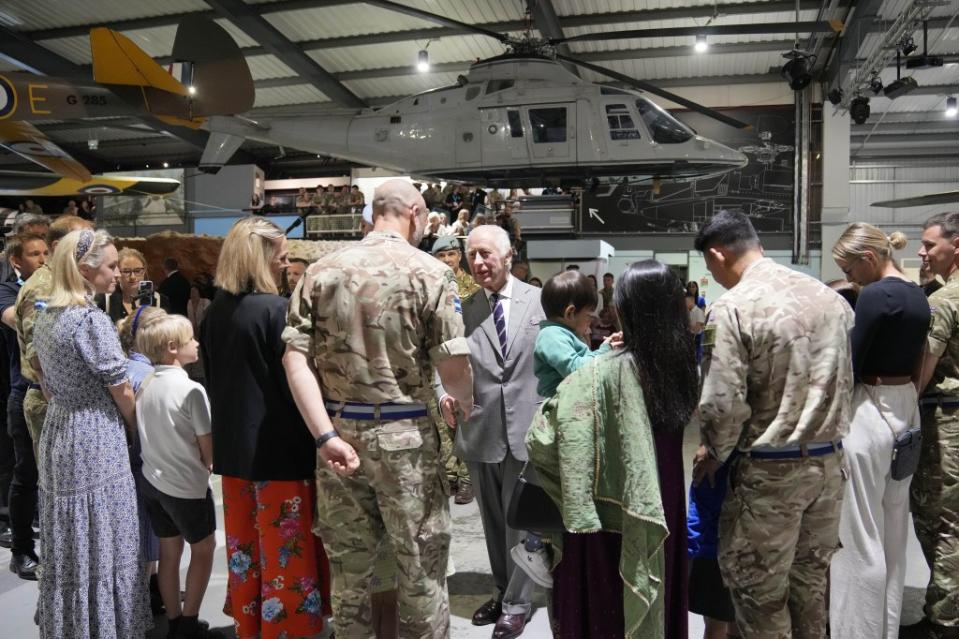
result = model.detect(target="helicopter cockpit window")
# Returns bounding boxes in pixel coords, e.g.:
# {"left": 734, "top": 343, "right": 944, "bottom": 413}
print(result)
{"left": 465, "top": 86, "right": 482, "bottom": 101}
{"left": 636, "top": 98, "right": 693, "bottom": 144}
{"left": 486, "top": 79, "right": 515, "bottom": 94}
{"left": 507, "top": 110, "right": 523, "bottom": 138}
{"left": 605, "top": 104, "right": 640, "bottom": 140}
{"left": 529, "top": 108, "right": 567, "bottom": 144}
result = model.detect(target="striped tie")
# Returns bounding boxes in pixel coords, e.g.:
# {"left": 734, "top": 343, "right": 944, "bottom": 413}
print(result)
{"left": 490, "top": 293, "right": 508, "bottom": 355}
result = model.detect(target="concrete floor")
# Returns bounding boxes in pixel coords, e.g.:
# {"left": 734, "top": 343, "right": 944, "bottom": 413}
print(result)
{"left": 0, "top": 422, "right": 933, "bottom": 638}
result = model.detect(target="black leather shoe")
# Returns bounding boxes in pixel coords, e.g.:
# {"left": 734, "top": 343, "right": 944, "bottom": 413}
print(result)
{"left": 471, "top": 598, "right": 502, "bottom": 626}
{"left": 493, "top": 611, "right": 531, "bottom": 639}
{"left": 10, "top": 553, "right": 39, "bottom": 580}
{"left": 0, "top": 525, "right": 12, "bottom": 549}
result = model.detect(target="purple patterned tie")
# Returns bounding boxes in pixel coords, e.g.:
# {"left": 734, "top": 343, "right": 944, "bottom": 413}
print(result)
{"left": 490, "top": 293, "right": 507, "bottom": 355}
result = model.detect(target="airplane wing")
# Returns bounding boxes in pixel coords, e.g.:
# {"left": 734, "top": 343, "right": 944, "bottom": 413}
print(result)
{"left": 0, "top": 170, "right": 180, "bottom": 197}
{"left": 0, "top": 121, "right": 92, "bottom": 182}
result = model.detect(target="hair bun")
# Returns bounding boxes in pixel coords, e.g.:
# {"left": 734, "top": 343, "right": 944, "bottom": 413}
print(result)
{"left": 888, "top": 231, "right": 908, "bottom": 250}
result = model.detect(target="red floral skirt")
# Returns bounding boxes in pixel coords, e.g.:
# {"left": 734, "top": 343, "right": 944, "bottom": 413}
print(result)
{"left": 222, "top": 477, "right": 332, "bottom": 639}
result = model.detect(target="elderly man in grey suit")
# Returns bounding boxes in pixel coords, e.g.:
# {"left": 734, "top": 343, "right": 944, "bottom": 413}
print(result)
{"left": 439, "top": 224, "right": 545, "bottom": 639}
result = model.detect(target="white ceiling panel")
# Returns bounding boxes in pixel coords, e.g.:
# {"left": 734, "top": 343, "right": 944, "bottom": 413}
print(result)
{"left": 308, "top": 36, "right": 504, "bottom": 73}
{"left": 345, "top": 73, "right": 463, "bottom": 99}
{"left": 254, "top": 84, "right": 329, "bottom": 108}
{"left": 0, "top": 0, "right": 205, "bottom": 31}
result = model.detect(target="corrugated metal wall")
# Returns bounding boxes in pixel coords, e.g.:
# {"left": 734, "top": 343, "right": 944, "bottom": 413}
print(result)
{"left": 850, "top": 159, "right": 959, "bottom": 228}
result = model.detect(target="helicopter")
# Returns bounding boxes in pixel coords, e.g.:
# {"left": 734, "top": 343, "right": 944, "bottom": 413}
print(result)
{"left": 202, "top": 1, "right": 842, "bottom": 187}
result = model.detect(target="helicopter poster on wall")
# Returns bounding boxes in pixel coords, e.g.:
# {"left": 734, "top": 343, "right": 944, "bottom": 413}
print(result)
{"left": 580, "top": 105, "right": 800, "bottom": 234}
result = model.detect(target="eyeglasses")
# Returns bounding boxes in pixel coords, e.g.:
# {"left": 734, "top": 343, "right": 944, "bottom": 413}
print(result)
{"left": 120, "top": 268, "right": 146, "bottom": 277}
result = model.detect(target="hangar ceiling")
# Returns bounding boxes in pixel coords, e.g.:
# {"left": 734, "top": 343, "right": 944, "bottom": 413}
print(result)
{"left": 0, "top": 0, "right": 956, "bottom": 177}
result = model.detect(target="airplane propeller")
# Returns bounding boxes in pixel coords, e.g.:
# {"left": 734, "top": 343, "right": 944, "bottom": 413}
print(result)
{"left": 358, "top": 0, "right": 834, "bottom": 131}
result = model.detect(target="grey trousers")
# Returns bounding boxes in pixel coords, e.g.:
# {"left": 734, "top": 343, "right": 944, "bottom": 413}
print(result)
{"left": 468, "top": 452, "right": 533, "bottom": 614}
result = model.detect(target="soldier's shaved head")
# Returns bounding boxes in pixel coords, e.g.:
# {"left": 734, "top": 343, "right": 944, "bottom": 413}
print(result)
{"left": 371, "top": 179, "right": 429, "bottom": 245}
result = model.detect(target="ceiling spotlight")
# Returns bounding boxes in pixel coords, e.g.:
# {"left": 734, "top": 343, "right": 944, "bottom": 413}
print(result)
{"left": 883, "top": 76, "right": 918, "bottom": 99}
{"left": 187, "top": 85, "right": 197, "bottom": 96}
{"left": 417, "top": 49, "right": 430, "bottom": 73}
{"left": 162, "top": 161, "right": 170, "bottom": 168}
{"left": 900, "top": 36, "right": 918, "bottom": 56}
{"left": 850, "top": 96, "right": 871, "bottom": 125}
{"left": 827, "top": 88, "right": 843, "bottom": 105}
{"left": 781, "top": 52, "right": 812, "bottom": 91}
{"left": 694, "top": 34, "right": 708, "bottom": 53}
{"left": 869, "top": 76, "right": 883, "bottom": 95}
{"left": 87, "top": 138, "right": 99, "bottom": 151}
{"left": 947, "top": 97, "right": 958, "bottom": 118}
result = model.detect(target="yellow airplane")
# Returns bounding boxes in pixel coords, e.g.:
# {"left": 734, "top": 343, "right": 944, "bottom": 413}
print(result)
{"left": 0, "top": 17, "right": 253, "bottom": 197}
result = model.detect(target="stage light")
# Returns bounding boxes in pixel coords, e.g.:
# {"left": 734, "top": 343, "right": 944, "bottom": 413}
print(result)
{"left": 883, "top": 76, "right": 918, "bottom": 99}
{"left": 850, "top": 96, "right": 870, "bottom": 125}
{"left": 827, "top": 88, "right": 843, "bottom": 105}
{"left": 694, "top": 35, "right": 708, "bottom": 53}
{"left": 900, "top": 36, "right": 917, "bottom": 56}
{"left": 781, "top": 56, "right": 811, "bottom": 91}
{"left": 869, "top": 76, "right": 883, "bottom": 95}
{"left": 947, "top": 97, "right": 958, "bottom": 118}
{"left": 417, "top": 49, "right": 430, "bottom": 73}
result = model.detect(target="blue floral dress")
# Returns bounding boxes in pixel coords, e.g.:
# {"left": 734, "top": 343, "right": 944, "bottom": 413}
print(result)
{"left": 34, "top": 304, "right": 151, "bottom": 638}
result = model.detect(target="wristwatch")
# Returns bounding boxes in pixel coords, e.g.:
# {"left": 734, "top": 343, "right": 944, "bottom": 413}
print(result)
{"left": 315, "top": 431, "right": 340, "bottom": 448}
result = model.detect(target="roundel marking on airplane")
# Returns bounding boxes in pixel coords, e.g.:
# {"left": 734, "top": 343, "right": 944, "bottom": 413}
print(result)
{"left": 0, "top": 76, "right": 17, "bottom": 120}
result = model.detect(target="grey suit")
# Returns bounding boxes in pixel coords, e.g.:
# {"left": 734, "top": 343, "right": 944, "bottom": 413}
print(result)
{"left": 454, "top": 277, "right": 545, "bottom": 608}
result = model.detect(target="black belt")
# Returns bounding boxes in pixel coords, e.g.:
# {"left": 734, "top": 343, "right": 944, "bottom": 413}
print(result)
{"left": 748, "top": 441, "right": 843, "bottom": 460}
{"left": 27, "top": 383, "right": 41, "bottom": 391}
{"left": 920, "top": 395, "right": 959, "bottom": 409}
{"left": 324, "top": 400, "right": 429, "bottom": 421}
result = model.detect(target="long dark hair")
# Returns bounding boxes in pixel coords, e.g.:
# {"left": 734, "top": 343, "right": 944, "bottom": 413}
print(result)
{"left": 614, "top": 260, "right": 699, "bottom": 433}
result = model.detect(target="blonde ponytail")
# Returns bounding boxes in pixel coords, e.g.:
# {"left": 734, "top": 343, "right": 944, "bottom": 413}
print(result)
{"left": 833, "top": 223, "right": 907, "bottom": 264}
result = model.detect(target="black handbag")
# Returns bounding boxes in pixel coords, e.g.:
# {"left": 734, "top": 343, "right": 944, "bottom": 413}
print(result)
{"left": 506, "top": 464, "right": 566, "bottom": 533}
{"left": 890, "top": 427, "right": 922, "bottom": 481}
{"left": 865, "top": 387, "right": 922, "bottom": 481}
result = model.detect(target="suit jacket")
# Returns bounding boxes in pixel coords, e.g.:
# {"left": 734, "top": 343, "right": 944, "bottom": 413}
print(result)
{"left": 158, "top": 270, "right": 190, "bottom": 316}
{"left": 454, "top": 277, "right": 545, "bottom": 463}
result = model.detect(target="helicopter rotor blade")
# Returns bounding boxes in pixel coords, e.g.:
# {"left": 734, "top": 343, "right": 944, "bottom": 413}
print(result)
{"left": 359, "top": 0, "right": 510, "bottom": 43}
{"left": 872, "top": 190, "right": 959, "bottom": 208}
{"left": 551, "top": 21, "right": 843, "bottom": 45}
{"left": 555, "top": 54, "right": 751, "bottom": 130}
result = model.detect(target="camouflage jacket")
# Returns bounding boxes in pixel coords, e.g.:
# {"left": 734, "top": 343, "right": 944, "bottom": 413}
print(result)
{"left": 698, "top": 258, "right": 854, "bottom": 461}
{"left": 283, "top": 230, "right": 470, "bottom": 405}
{"left": 455, "top": 270, "right": 481, "bottom": 301}
{"left": 926, "top": 269, "right": 959, "bottom": 394}
{"left": 15, "top": 263, "right": 52, "bottom": 384}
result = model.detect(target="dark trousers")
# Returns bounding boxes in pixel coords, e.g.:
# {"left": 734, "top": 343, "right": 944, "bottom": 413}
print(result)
{"left": 7, "top": 391, "right": 36, "bottom": 555}
{"left": 0, "top": 392, "right": 10, "bottom": 519}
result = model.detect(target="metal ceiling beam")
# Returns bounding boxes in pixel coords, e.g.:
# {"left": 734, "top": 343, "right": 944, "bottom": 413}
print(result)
{"left": 823, "top": 0, "right": 886, "bottom": 85}
{"left": 203, "top": 0, "right": 367, "bottom": 108}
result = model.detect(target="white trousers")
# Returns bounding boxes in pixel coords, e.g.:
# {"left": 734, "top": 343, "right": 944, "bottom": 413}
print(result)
{"left": 830, "top": 383, "right": 917, "bottom": 639}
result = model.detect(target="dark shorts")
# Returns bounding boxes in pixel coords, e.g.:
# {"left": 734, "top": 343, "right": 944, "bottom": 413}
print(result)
{"left": 140, "top": 474, "right": 216, "bottom": 544}
{"left": 688, "top": 555, "right": 736, "bottom": 623}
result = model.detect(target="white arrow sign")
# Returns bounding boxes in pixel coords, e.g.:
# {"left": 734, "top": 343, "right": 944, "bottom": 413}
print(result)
{"left": 588, "top": 208, "right": 606, "bottom": 224}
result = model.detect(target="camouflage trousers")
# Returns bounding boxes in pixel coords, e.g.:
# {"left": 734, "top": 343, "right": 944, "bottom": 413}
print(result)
{"left": 912, "top": 407, "right": 959, "bottom": 627}
{"left": 718, "top": 452, "right": 843, "bottom": 639}
{"left": 429, "top": 399, "right": 470, "bottom": 486}
{"left": 314, "top": 416, "right": 451, "bottom": 639}
{"left": 23, "top": 388, "right": 46, "bottom": 462}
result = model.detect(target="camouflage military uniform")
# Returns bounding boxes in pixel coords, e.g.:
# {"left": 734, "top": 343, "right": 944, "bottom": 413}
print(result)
{"left": 435, "top": 270, "right": 480, "bottom": 488}
{"left": 283, "top": 229, "right": 469, "bottom": 639}
{"left": 698, "top": 258, "right": 854, "bottom": 639}
{"left": 915, "top": 269, "right": 959, "bottom": 627}
{"left": 14, "top": 264, "right": 52, "bottom": 457}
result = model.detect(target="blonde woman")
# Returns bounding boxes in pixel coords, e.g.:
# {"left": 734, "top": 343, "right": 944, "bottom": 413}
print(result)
{"left": 32, "top": 229, "right": 151, "bottom": 638}
{"left": 830, "top": 224, "right": 929, "bottom": 639}
{"left": 198, "top": 217, "right": 330, "bottom": 639}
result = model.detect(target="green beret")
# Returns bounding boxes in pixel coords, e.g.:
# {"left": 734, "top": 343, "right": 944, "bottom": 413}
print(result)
{"left": 431, "top": 235, "right": 461, "bottom": 255}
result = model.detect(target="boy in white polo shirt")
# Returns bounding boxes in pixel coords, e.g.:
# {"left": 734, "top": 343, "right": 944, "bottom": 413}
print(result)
{"left": 135, "top": 313, "right": 217, "bottom": 639}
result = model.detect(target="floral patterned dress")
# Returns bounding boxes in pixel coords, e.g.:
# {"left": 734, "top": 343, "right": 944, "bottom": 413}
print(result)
{"left": 34, "top": 304, "right": 151, "bottom": 638}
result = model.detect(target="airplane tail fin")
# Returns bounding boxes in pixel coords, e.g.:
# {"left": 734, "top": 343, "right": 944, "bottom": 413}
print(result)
{"left": 199, "top": 129, "right": 247, "bottom": 174}
{"left": 90, "top": 28, "right": 188, "bottom": 96}
{"left": 90, "top": 17, "right": 254, "bottom": 122}
{"left": 172, "top": 16, "right": 255, "bottom": 117}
